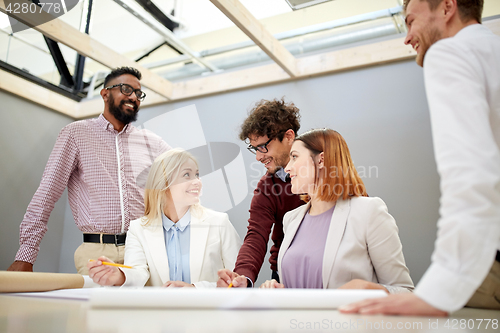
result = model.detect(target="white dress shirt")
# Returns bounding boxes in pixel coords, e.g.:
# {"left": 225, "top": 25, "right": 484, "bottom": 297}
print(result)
{"left": 415, "top": 24, "right": 500, "bottom": 312}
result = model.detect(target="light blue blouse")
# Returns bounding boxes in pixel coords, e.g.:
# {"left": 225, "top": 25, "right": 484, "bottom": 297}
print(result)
{"left": 162, "top": 210, "right": 191, "bottom": 283}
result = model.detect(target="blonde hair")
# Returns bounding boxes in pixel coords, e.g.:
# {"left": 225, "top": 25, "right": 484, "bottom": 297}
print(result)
{"left": 296, "top": 128, "right": 367, "bottom": 203}
{"left": 143, "top": 148, "right": 201, "bottom": 225}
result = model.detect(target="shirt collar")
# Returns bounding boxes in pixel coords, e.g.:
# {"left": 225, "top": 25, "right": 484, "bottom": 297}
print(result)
{"left": 97, "top": 114, "right": 131, "bottom": 133}
{"left": 455, "top": 23, "right": 483, "bottom": 38}
{"left": 162, "top": 210, "right": 191, "bottom": 232}
{"left": 275, "top": 167, "right": 288, "bottom": 182}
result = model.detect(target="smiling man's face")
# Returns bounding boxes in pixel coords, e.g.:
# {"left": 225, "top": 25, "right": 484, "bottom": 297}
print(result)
{"left": 404, "top": 0, "right": 444, "bottom": 67}
{"left": 106, "top": 74, "right": 141, "bottom": 125}
{"left": 248, "top": 134, "right": 292, "bottom": 174}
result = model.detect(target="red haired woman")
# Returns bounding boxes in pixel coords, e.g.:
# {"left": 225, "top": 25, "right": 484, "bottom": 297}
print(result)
{"left": 260, "top": 129, "right": 413, "bottom": 293}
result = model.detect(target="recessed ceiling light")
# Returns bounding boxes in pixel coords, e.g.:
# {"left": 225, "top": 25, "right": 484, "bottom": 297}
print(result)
{"left": 284, "top": 0, "right": 334, "bottom": 10}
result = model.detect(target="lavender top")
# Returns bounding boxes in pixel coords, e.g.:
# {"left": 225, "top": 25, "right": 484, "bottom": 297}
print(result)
{"left": 281, "top": 205, "right": 334, "bottom": 288}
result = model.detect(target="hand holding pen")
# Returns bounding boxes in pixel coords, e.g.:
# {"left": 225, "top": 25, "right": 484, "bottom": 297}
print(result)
{"left": 217, "top": 269, "right": 249, "bottom": 288}
{"left": 87, "top": 256, "right": 127, "bottom": 286}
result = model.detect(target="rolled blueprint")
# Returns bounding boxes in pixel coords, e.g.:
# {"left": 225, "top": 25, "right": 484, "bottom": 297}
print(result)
{"left": 0, "top": 271, "right": 85, "bottom": 292}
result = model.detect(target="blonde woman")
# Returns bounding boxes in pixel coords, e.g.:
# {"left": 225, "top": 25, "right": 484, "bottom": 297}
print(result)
{"left": 88, "top": 148, "right": 241, "bottom": 288}
{"left": 260, "top": 129, "right": 414, "bottom": 293}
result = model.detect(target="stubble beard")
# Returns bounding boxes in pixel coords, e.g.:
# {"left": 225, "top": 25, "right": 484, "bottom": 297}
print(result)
{"left": 417, "top": 23, "right": 442, "bottom": 67}
{"left": 268, "top": 150, "right": 290, "bottom": 174}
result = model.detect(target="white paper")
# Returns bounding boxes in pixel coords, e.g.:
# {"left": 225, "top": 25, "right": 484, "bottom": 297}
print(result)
{"left": 90, "top": 287, "right": 387, "bottom": 309}
{"left": 6, "top": 288, "right": 94, "bottom": 301}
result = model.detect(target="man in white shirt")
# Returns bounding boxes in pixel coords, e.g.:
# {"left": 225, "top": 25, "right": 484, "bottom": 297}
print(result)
{"left": 339, "top": 0, "right": 500, "bottom": 315}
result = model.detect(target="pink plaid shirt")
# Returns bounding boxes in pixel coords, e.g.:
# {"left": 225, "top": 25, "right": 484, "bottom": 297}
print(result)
{"left": 16, "top": 114, "right": 171, "bottom": 263}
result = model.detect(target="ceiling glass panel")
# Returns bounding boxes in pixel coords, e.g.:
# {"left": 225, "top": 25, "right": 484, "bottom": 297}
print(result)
{"left": 0, "top": 28, "right": 60, "bottom": 86}
{"left": 1, "top": 0, "right": 499, "bottom": 102}
{"left": 58, "top": 0, "right": 86, "bottom": 30}
{"left": 88, "top": 0, "right": 165, "bottom": 57}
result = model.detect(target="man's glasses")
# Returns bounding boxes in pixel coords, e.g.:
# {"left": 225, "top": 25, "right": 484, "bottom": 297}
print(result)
{"left": 105, "top": 83, "right": 146, "bottom": 101}
{"left": 247, "top": 137, "right": 274, "bottom": 155}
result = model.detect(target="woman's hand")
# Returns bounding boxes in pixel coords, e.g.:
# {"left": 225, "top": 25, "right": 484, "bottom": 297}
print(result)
{"left": 163, "top": 281, "right": 195, "bottom": 288}
{"left": 338, "top": 279, "right": 389, "bottom": 293}
{"left": 259, "top": 279, "right": 284, "bottom": 289}
{"left": 87, "top": 256, "right": 126, "bottom": 286}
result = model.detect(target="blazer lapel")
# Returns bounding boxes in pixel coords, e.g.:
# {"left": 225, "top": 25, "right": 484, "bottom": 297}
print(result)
{"left": 322, "top": 198, "right": 350, "bottom": 289}
{"left": 277, "top": 203, "right": 311, "bottom": 277}
{"left": 189, "top": 211, "right": 210, "bottom": 283}
{"left": 143, "top": 219, "right": 170, "bottom": 284}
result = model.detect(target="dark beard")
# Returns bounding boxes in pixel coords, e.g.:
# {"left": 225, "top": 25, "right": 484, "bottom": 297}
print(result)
{"left": 109, "top": 95, "right": 139, "bottom": 125}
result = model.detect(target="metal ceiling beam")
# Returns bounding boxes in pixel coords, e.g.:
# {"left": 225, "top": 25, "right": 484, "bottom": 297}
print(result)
{"left": 159, "top": 18, "right": 401, "bottom": 81}
{"left": 0, "top": 60, "right": 82, "bottom": 101}
{"left": 43, "top": 36, "right": 74, "bottom": 88}
{"left": 113, "top": 0, "right": 219, "bottom": 72}
{"left": 134, "top": 0, "right": 179, "bottom": 32}
{"left": 73, "top": 0, "right": 93, "bottom": 92}
{"left": 30, "top": 0, "right": 74, "bottom": 89}
{"left": 143, "top": 6, "right": 405, "bottom": 70}
{"left": 135, "top": 42, "right": 167, "bottom": 61}
{"left": 0, "top": 0, "right": 174, "bottom": 99}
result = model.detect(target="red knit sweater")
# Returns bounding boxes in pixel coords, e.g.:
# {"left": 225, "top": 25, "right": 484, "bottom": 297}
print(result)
{"left": 234, "top": 172, "right": 303, "bottom": 283}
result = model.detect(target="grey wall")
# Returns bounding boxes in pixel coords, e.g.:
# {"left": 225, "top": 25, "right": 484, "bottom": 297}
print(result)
{"left": 0, "top": 89, "right": 73, "bottom": 272}
{"left": 2, "top": 59, "right": 440, "bottom": 289}
{"left": 129, "top": 59, "right": 440, "bottom": 287}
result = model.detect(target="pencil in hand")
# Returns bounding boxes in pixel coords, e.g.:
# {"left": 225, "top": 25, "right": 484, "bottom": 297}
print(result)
{"left": 88, "top": 259, "right": 132, "bottom": 269}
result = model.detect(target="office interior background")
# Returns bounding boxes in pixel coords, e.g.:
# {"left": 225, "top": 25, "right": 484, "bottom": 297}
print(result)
{"left": 1, "top": 0, "right": 499, "bottom": 287}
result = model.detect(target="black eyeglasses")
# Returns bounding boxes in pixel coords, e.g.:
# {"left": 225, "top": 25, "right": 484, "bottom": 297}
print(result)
{"left": 105, "top": 83, "right": 146, "bottom": 101}
{"left": 247, "top": 137, "right": 274, "bottom": 155}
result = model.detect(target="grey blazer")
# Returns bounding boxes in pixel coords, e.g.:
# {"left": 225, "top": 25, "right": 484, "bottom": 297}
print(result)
{"left": 278, "top": 196, "right": 414, "bottom": 293}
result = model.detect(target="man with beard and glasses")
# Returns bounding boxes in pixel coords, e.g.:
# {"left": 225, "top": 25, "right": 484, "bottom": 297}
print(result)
{"left": 340, "top": 0, "right": 500, "bottom": 316}
{"left": 7, "top": 67, "right": 171, "bottom": 275}
{"left": 217, "top": 99, "right": 303, "bottom": 288}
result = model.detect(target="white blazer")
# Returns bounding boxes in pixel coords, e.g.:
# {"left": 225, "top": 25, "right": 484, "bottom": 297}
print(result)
{"left": 278, "top": 196, "right": 414, "bottom": 293}
{"left": 121, "top": 206, "right": 241, "bottom": 288}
